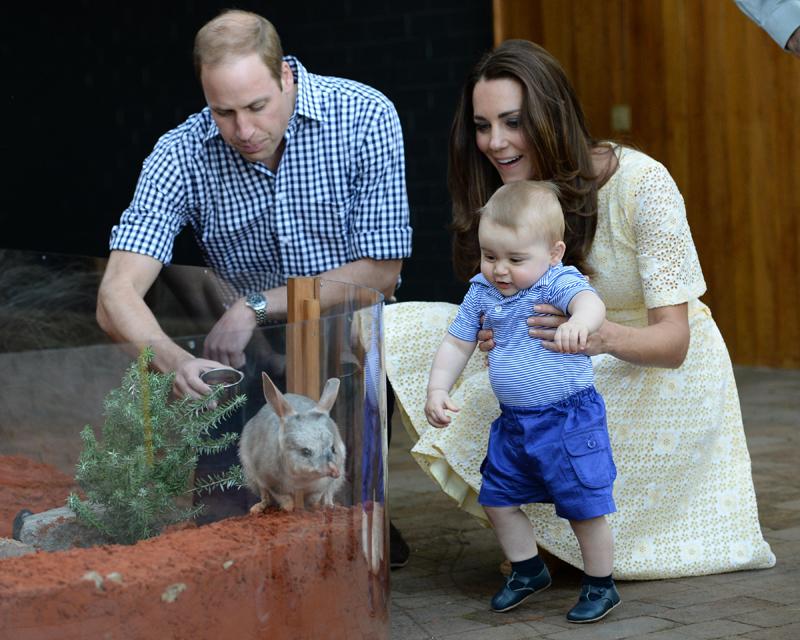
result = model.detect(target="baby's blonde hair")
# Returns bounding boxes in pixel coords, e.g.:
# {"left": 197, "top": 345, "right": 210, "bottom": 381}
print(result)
{"left": 479, "top": 180, "right": 564, "bottom": 247}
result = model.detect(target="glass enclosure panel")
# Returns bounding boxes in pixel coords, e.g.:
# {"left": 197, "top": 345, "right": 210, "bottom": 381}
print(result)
{"left": 0, "top": 249, "right": 389, "bottom": 639}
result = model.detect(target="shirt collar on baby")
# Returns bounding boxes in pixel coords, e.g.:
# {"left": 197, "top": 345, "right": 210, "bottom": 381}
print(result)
{"left": 469, "top": 263, "right": 563, "bottom": 301}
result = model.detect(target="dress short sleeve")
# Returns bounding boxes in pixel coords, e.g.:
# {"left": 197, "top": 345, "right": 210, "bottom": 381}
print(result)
{"left": 630, "top": 161, "right": 707, "bottom": 308}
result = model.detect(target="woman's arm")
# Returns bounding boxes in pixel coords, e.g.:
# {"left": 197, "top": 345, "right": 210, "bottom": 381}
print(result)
{"left": 581, "top": 304, "right": 688, "bottom": 368}
{"left": 478, "top": 302, "right": 689, "bottom": 368}
{"left": 553, "top": 291, "right": 606, "bottom": 353}
{"left": 531, "top": 303, "right": 689, "bottom": 368}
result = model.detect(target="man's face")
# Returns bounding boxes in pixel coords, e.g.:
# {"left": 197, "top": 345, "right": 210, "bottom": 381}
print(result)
{"left": 201, "top": 54, "right": 295, "bottom": 169}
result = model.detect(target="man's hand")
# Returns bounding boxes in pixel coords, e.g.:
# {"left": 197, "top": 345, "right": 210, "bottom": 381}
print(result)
{"left": 424, "top": 389, "right": 460, "bottom": 428}
{"left": 173, "top": 356, "right": 233, "bottom": 400}
{"left": 788, "top": 26, "right": 800, "bottom": 58}
{"left": 203, "top": 298, "right": 257, "bottom": 368}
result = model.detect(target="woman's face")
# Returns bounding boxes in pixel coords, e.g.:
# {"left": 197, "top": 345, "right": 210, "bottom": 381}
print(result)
{"left": 472, "top": 77, "right": 535, "bottom": 183}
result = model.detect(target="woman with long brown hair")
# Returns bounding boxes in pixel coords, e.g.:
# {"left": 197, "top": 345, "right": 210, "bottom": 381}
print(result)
{"left": 385, "top": 39, "right": 774, "bottom": 588}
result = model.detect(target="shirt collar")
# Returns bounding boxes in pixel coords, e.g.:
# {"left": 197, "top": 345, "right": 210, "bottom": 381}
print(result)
{"left": 286, "top": 56, "right": 325, "bottom": 123}
{"left": 469, "top": 263, "right": 563, "bottom": 301}
{"left": 202, "top": 113, "right": 220, "bottom": 143}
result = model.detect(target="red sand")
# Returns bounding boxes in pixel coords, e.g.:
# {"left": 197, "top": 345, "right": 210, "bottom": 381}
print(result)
{"left": 0, "top": 455, "right": 77, "bottom": 538}
{"left": 0, "top": 456, "right": 389, "bottom": 640}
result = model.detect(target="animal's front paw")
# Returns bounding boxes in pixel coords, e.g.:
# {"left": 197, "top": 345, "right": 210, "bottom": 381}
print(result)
{"left": 249, "top": 501, "right": 269, "bottom": 515}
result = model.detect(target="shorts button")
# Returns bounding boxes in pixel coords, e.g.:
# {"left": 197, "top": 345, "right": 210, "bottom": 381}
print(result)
{"left": 587, "top": 438, "right": 596, "bottom": 449}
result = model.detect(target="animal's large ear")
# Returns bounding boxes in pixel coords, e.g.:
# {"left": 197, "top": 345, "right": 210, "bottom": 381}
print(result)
{"left": 262, "top": 372, "right": 295, "bottom": 419}
{"left": 314, "top": 378, "right": 340, "bottom": 414}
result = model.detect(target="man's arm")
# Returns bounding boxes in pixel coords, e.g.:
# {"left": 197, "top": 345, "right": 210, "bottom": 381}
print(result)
{"left": 348, "top": 103, "right": 412, "bottom": 273}
{"left": 319, "top": 257, "right": 403, "bottom": 301}
{"left": 202, "top": 257, "right": 401, "bottom": 364}
{"left": 787, "top": 24, "right": 800, "bottom": 55}
{"left": 97, "top": 250, "right": 227, "bottom": 398}
{"left": 735, "top": 0, "right": 800, "bottom": 57}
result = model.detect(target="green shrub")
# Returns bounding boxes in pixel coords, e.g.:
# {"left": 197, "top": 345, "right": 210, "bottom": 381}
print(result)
{"left": 67, "top": 347, "right": 246, "bottom": 544}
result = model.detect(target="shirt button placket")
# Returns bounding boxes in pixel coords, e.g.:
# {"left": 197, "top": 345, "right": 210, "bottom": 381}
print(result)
{"left": 274, "top": 190, "right": 293, "bottom": 275}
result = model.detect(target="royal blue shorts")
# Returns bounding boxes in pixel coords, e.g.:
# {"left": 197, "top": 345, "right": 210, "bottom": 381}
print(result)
{"left": 478, "top": 386, "right": 617, "bottom": 521}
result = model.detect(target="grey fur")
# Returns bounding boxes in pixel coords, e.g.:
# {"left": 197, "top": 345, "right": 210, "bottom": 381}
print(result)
{"left": 239, "top": 372, "right": 346, "bottom": 512}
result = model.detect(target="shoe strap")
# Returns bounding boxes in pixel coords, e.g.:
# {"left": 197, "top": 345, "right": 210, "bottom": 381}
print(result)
{"left": 582, "top": 583, "right": 611, "bottom": 601}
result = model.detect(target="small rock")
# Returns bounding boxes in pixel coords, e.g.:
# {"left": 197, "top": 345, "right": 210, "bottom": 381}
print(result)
{"left": 0, "top": 537, "right": 36, "bottom": 559}
{"left": 105, "top": 572, "right": 124, "bottom": 585}
{"left": 19, "top": 506, "right": 111, "bottom": 552}
{"left": 82, "top": 571, "right": 104, "bottom": 590}
{"left": 161, "top": 583, "right": 187, "bottom": 603}
{"left": 223, "top": 560, "right": 234, "bottom": 570}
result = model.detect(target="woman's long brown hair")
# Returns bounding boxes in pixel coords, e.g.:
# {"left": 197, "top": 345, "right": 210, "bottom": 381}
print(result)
{"left": 448, "top": 39, "right": 607, "bottom": 281}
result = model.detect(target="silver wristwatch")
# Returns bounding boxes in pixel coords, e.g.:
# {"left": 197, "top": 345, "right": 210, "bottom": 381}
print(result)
{"left": 244, "top": 292, "right": 268, "bottom": 327}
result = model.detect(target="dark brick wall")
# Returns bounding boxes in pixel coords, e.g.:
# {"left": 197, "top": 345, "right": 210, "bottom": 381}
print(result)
{"left": 3, "top": 1, "right": 492, "bottom": 303}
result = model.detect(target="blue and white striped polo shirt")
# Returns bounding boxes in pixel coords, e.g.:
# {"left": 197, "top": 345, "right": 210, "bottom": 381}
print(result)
{"left": 449, "top": 265, "right": 597, "bottom": 407}
{"left": 109, "top": 56, "right": 412, "bottom": 294}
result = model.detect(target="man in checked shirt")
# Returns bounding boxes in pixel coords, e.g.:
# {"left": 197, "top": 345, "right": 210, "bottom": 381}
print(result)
{"left": 96, "top": 9, "right": 412, "bottom": 566}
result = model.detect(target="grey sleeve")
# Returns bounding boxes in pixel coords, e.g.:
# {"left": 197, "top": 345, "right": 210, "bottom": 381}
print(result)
{"left": 734, "top": 0, "right": 800, "bottom": 48}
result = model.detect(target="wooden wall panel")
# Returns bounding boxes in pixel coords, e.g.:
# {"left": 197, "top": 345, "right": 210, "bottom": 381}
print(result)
{"left": 493, "top": 0, "right": 800, "bottom": 368}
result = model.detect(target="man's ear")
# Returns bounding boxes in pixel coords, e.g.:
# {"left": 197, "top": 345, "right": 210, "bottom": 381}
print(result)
{"left": 550, "top": 240, "right": 566, "bottom": 265}
{"left": 280, "top": 61, "right": 293, "bottom": 91}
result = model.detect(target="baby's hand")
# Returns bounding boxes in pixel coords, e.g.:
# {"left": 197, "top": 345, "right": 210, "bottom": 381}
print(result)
{"left": 553, "top": 319, "right": 589, "bottom": 353}
{"left": 425, "top": 389, "right": 460, "bottom": 428}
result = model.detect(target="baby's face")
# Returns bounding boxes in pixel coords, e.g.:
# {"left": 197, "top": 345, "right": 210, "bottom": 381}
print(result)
{"left": 479, "top": 218, "right": 556, "bottom": 296}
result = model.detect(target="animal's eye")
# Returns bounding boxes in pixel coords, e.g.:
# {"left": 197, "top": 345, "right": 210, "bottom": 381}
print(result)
{"left": 300, "top": 447, "right": 313, "bottom": 458}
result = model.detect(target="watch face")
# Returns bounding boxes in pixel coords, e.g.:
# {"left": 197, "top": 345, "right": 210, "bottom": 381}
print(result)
{"left": 247, "top": 293, "right": 266, "bottom": 310}
{"left": 246, "top": 293, "right": 268, "bottom": 326}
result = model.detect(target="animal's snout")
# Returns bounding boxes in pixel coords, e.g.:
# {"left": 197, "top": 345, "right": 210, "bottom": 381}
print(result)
{"left": 327, "top": 461, "right": 340, "bottom": 478}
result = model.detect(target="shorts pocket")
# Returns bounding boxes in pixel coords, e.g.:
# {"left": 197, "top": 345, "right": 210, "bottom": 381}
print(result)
{"left": 563, "top": 430, "right": 613, "bottom": 489}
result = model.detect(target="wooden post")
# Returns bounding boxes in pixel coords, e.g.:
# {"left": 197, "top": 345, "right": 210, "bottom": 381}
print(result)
{"left": 286, "top": 277, "right": 321, "bottom": 399}
{"left": 286, "top": 277, "right": 322, "bottom": 509}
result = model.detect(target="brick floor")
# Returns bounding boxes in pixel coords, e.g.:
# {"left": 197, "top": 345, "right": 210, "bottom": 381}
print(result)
{"left": 388, "top": 366, "right": 800, "bottom": 639}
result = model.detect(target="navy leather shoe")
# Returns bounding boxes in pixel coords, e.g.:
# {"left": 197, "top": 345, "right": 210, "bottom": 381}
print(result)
{"left": 566, "top": 582, "right": 621, "bottom": 623}
{"left": 490, "top": 565, "right": 552, "bottom": 612}
{"left": 389, "top": 521, "right": 410, "bottom": 570}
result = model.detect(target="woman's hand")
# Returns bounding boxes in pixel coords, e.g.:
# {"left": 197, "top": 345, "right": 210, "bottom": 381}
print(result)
{"left": 478, "top": 303, "right": 569, "bottom": 353}
{"left": 525, "top": 303, "right": 566, "bottom": 342}
{"left": 476, "top": 326, "right": 495, "bottom": 352}
{"left": 531, "top": 304, "right": 609, "bottom": 356}
{"left": 478, "top": 303, "right": 609, "bottom": 356}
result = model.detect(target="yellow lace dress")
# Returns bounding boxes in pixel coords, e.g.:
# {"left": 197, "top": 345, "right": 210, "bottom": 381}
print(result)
{"left": 385, "top": 147, "right": 775, "bottom": 579}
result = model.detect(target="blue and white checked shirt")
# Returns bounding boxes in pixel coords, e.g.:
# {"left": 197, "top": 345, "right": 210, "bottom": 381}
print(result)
{"left": 449, "top": 265, "right": 597, "bottom": 407}
{"left": 110, "top": 57, "right": 412, "bottom": 294}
